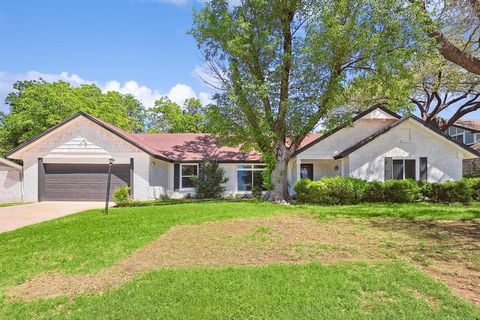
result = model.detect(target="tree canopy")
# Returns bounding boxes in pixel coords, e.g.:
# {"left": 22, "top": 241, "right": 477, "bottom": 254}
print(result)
{"left": 191, "top": 0, "right": 427, "bottom": 201}
{"left": 147, "top": 97, "right": 212, "bottom": 133}
{"left": 0, "top": 80, "right": 146, "bottom": 155}
{"left": 417, "top": 0, "right": 480, "bottom": 75}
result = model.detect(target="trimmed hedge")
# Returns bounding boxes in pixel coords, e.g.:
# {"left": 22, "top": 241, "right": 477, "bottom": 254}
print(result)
{"left": 294, "top": 177, "right": 367, "bottom": 205}
{"left": 295, "top": 177, "right": 477, "bottom": 205}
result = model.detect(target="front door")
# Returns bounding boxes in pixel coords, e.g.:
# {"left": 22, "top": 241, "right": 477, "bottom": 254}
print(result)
{"left": 300, "top": 164, "right": 314, "bottom": 180}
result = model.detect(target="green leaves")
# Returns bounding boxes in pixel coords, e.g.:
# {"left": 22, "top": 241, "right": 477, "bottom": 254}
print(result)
{"left": 147, "top": 97, "right": 211, "bottom": 133}
{"left": 1, "top": 80, "right": 147, "bottom": 155}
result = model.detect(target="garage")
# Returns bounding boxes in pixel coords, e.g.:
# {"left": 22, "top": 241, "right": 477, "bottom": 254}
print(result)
{"left": 40, "top": 163, "right": 131, "bottom": 201}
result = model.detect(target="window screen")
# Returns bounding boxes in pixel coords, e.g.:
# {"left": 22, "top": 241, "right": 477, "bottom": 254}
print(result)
{"left": 393, "top": 160, "right": 404, "bottom": 180}
{"left": 405, "top": 159, "right": 416, "bottom": 180}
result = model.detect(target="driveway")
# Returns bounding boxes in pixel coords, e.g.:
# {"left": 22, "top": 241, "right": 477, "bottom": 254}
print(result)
{"left": 0, "top": 202, "right": 108, "bottom": 233}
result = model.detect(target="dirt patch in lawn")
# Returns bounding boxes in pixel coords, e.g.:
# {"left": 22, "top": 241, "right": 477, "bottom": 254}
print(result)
{"left": 7, "top": 215, "right": 480, "bottom": 304}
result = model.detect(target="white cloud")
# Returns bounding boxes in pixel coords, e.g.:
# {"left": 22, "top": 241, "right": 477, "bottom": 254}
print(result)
{"left": 0, "top": 70, "right": 213, "bottom": 112}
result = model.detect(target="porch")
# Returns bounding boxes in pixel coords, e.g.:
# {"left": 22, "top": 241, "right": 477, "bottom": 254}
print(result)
{"left": 289, "top": 158, "right": 347, "bottom": 193}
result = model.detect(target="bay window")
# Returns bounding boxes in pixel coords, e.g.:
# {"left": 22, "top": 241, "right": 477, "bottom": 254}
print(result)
{"left": 237, "top": 164, "right": 266, "bottom": 191}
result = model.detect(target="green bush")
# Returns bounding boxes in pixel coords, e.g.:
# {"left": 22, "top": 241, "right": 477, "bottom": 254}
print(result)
{"left": 113, "top": 186, "right": 131, "bottom": 206}
{"left": 294, "top": 177, "right": 367, "bottom": 205}
{"left": 383, "top": 179, "right": 421, "bottom": 203}
{"left": 293, "top": 179, "right": 311, "bottom": 203}
{"left": 422, "top": 180, "right": 472, "bottom": 204}
{"left": 464, "top": 178, "right": 480, "bottom": 201}
{"left": 192, "top": 161, "right": 229, "bottom": 199}
{"left": 363, "top": 181, "right": 385, "bottom": 202}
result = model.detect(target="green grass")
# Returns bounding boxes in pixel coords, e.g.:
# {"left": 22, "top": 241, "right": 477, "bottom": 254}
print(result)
{"left": 0, "top": 202, "right": 27, "bottom": 208}
{"left": 0, "top": 201, "right": 479, "bottom": 319}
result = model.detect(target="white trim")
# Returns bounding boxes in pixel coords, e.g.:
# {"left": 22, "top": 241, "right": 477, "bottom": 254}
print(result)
{"left": 0, "top": 157, "right": 22, "bottom": 171}
{"left": 180, "top": 163, "right": 198, "bottom": 190}
{"left": 235, "top": 163, "right": 266, "bottom": 192}
{"left": 392, "top": 158, "right": 417, "bottom": 180}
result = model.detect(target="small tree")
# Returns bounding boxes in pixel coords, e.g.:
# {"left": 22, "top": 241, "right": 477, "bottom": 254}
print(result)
{"left": 192, "top": 161, "right": 229, "bottom": 199}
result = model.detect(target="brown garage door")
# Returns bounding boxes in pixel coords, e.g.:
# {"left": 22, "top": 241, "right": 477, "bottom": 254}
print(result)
{"left": 42, "top": 164, "right": 131, "bottom": 201}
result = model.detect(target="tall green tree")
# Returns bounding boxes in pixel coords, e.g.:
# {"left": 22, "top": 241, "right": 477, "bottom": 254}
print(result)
{"left": 147, "top": 97, "right": 211, "bottom": 133}
{"left": 0, "top": 80, "right": 146, "bottom": 155}
{"left": 409, "top": 54, "right": 480, "bottom": 130}
{"left": 190, "top": 0, "right": 427, "bottom": 202}
{"left": 417, "top": 0, "right": 480, "bottom": 75}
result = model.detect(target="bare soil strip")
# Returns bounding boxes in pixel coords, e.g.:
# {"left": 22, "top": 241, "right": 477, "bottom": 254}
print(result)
{"left": 7, "top": 215, "right": 480, "bottom": 304}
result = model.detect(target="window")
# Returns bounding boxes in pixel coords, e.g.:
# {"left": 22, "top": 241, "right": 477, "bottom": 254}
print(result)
{"left": 393, "top": 159, "right": 416, "bottom": 180}
{"left": 180, "top": 164, "right": 198, "bottom": 188}
{"left": 237, "top": 164, "right": 266, "bottom": 191}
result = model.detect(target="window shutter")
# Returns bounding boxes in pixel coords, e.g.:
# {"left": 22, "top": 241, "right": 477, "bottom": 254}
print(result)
{"left": 384, "top": 157, "right": 393, "bottom": 180}
{"left": 420, "top": 157, "right": 427, "bottom": 182}
{"left": 198, "top": 163, "right": 204, "bottom": 178}
{"left": 174, "top": 164, "right": 180, "bottom": 190}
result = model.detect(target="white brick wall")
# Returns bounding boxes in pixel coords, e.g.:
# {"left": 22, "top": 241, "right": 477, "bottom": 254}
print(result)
{"left": 348, "top": 120, "right": 465, "bottom": 182}
{"left": 0, "top": 165, "right": 22, "bottom": 203}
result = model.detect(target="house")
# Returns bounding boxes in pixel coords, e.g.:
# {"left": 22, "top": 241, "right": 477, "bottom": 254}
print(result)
{"left": 446, "top": 119, "right": 480, "bottom": 151}
{"left": 446, "top": 119, "right": 480, "bottom": 176}
{"left": 0, "top": 157, "right": 23, "bottom": 203}
{"left": 5, "top": 105, "right": 480, "bottom": 202}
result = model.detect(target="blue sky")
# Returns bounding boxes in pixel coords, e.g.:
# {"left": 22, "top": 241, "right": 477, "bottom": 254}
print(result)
{"left": 0, "top": 0, "right": 478, "bottom": 120}
{"left": 0, "top": 0, "right": 212, "bottom": 112}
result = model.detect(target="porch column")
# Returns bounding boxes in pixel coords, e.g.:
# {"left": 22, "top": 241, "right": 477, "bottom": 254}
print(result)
{"left": 296, "top": 157, "right": 301, "bottom": 182}
{"left": 340, "top": 159, "right": 344, "bottom": 176}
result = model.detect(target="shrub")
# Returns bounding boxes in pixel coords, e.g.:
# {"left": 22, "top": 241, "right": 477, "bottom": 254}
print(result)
{"left": 251, "top": 186, "right": 263, "bottom": 199}
{"left": 363, "top": 181, "right": 385, "bottom": 202}
{"left": 464, "top": 178, "right": 480, "bottom": 201}
{"left": 383, "top": 179, "right": 421, "bottom": 203}
{"left": 422, "top": 180, "right": 472, "bottom": 204}
{"left": 192, "top": 161, "right": 229, "bottom": 199}
{"left": 113, "top": 186, "right": 131, "bottom": 206}
{"left": 293, "top": 179, "right": 310, "bottom": 203}
{"left": 294, "top": 177, "right": 367, "bottom": 205}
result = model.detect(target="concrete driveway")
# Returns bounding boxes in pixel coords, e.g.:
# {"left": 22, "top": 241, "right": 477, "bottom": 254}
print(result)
{"left": 0, "top": 202, "right": 108, "bottom": 233}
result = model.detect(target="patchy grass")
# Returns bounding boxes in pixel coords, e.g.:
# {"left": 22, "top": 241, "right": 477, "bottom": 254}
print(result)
{"left": 0, "top": 202, "right": 28, "bottom": 208}
{"left": 0, "top": 201, "right": 479, "bottom": 319}
{"left": 3, "top": 262, "right": 478, "bottom": 320}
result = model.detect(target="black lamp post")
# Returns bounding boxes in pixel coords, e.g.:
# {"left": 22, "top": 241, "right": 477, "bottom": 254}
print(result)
{"left": 105, "top": 158, "right": 115, "bottom": 215}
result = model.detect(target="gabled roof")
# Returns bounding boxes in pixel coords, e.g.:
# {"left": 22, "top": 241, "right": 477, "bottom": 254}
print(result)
{"left": 333, "top": 115, "right": 480, "bottom": 159}
{"left": 454, "top": 119, "right": 480, "bottom": 132}
{"left": 0, "top": 157, "right": 22, "bottom": 170}
{"left": 294, "top": 105, "right": 401, "bottom": 155}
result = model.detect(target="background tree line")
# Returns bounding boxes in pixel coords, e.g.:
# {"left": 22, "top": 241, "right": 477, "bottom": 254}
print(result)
{"left": 1, "top": 0, "right": 479, "bottom": 201}
{"left": 0, "top": 80, "right": 213, "bottom": 155}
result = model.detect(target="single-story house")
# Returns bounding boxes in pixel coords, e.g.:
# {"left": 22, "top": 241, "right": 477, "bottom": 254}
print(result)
{"left": 6, "top": 105, "right": 480, "bottom": 202}
{"left": 0, "top": 157, "right": 23, "bottom": 203}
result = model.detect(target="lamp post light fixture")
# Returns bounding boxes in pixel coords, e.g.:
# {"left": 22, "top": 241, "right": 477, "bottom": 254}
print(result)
{"left": 105, "top": 158, "right": 115, "bottom": 215}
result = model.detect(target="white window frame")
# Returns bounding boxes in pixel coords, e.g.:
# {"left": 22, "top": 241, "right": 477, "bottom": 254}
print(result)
{"left": 236, "top": 164, "right": 266, "bottom": 192}
{"left": 180, "top": 163, "right": 199, "bottom": 190}
{"left": 392, "top": 158, "right": 417, "bottom": 180}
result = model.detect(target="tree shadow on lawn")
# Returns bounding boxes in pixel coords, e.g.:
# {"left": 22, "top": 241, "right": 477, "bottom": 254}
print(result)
{"left": 366, "top": 218, "right": 480, "bottom": 304}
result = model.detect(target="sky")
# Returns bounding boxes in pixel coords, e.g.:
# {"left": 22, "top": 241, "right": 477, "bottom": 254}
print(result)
{"left": 0, "top": 0, "right": 214, "bottom": 112}
{"left": 0, "top": 0, "right": 478, "bottom": 120}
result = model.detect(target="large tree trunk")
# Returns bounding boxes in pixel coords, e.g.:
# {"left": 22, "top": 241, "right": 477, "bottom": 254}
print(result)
{"left": 268, "top": 155, "right": 290, "bottom": 204}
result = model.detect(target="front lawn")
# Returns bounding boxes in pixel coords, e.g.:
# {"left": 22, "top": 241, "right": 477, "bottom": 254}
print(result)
{"left": 0, "top": 202, "right": 479, "bottom": 319}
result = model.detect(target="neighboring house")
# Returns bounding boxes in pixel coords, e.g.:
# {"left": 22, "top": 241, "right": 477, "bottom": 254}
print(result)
{"left": 0, "top": 157, "right": 23, "bottom": 203}
{"left": 446, "top": 119, "right": 480, "bottom": 150}
{"left": 446, "top": 119, "right": 480, "bottom": 176}
{"left": 6, "top": 106, "right": 480, "bottom": 202}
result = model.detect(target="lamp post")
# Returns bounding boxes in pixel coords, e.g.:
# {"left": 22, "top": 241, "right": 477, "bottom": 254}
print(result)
{"left": 105, "top": 158, "right": 115, "bottom": 215}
